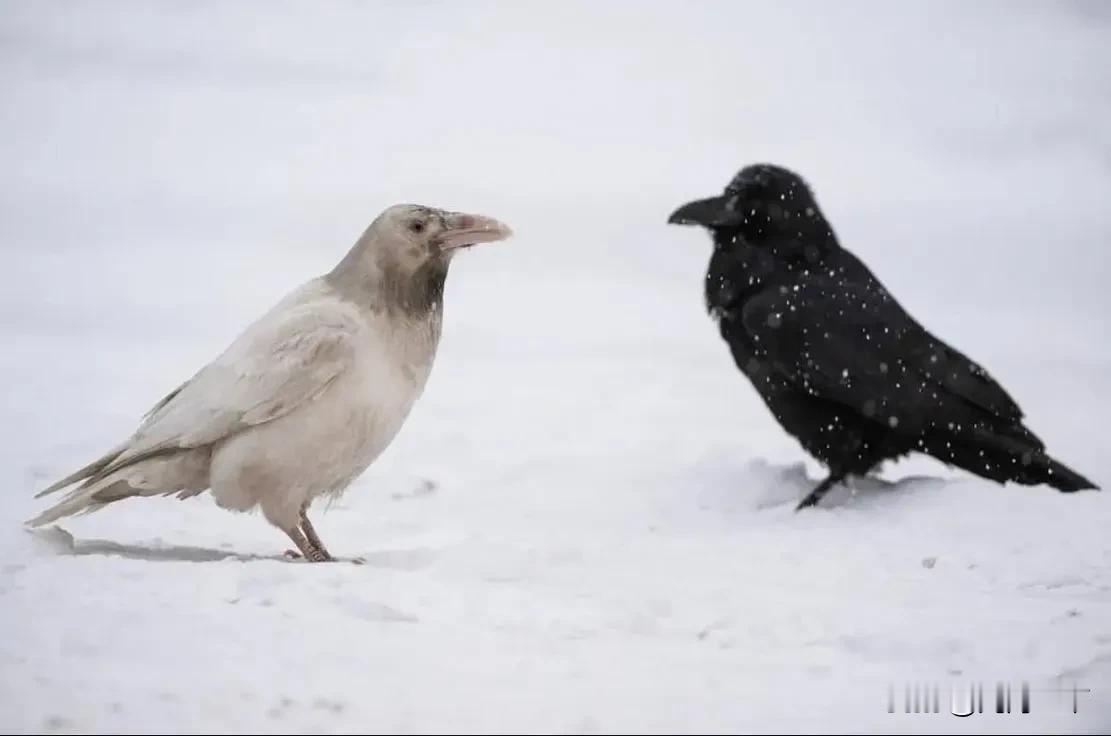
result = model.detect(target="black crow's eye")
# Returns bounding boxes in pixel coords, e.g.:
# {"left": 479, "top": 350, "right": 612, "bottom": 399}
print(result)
{"left": 409, "top": 221, "right": 425, "bottom": 234}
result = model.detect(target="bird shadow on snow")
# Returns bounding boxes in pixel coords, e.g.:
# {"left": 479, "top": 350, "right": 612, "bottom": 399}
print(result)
{"left": 682, "top": 454, "right": 950, "bottom": 516}
{"left": 23, "top": 525, "right": 369, "bottom": 565}
{"left": 25, "top": 525, "right": 440, "bottom": 568}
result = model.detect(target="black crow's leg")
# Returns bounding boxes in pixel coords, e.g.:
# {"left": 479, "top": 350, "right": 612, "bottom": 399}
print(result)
{"left": 796, "top": 470, "right": 849, "bottom": 511}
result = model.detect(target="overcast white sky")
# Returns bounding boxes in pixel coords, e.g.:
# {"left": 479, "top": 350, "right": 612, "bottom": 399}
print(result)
{"left": 1, "top": 0, "right": 1108, "bottom": 369}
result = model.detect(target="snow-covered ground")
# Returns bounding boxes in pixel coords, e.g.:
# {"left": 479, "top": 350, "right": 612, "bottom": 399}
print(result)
{"left": 2, "top": 1, "right": 1110, "bottom": 732}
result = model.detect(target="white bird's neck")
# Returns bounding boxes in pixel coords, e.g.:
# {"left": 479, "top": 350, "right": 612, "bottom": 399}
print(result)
{"left": 325, "top": 233, "right": 451, "bottom": 324}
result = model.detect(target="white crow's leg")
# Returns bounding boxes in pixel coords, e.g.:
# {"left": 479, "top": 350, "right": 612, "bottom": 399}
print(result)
{"left": 282, "top": 520, "right": 332, "bottom": 562}
{"left": 299, "top": 503, "right": 333, "bottom": 562}
{"left": 283, "top": 503, "right": 362, "bottom": 564}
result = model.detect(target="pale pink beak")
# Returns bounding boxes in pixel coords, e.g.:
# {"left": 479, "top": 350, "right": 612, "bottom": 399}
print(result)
{"left": 436, "top": 212, "right": 514, "bottom": 251}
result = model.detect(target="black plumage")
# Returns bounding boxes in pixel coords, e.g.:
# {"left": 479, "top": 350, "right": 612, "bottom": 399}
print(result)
{"left": 668, "top": 163, "right": 1098, "bottom": 509}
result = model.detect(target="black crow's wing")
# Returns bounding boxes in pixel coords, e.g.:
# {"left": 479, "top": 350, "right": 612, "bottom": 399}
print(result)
{"left": 740, "top": 280, "right": 1028, "bottom": 436}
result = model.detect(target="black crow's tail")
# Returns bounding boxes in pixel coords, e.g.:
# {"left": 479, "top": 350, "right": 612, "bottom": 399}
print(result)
{"left": 1026, "top": 452, "right": 1099, "bottom": 492}
{"left": 924, "top": 424, "right": 1099, "bottom": 493}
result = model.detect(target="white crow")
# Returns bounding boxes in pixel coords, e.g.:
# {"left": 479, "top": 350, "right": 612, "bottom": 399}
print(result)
{"left": 27, "top": 204, "right": 513, "bottom": 561}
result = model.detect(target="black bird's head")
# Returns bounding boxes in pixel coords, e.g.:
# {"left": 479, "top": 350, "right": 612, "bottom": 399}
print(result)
{"left": 668, "top": 163, "right": 837, "bottom": 254}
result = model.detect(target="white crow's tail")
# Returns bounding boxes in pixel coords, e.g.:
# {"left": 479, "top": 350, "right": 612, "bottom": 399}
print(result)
{"left": 33, "top": 443, "right": 129, "bottom": 499}
{"left": 27, "top": 449, "right": 212, "bottom": 527}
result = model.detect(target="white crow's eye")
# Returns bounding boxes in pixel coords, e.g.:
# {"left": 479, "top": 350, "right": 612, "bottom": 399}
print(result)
{"left": 409, "top": 221, "right": 425, "bottom": 234}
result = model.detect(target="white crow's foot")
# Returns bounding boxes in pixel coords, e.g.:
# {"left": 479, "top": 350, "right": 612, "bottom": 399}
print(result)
{"left": 281, "top": 526, "right": 333, "bottom": 562}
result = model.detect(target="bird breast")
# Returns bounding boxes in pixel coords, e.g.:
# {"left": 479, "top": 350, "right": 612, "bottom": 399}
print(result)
{"left": 341, "top": 311, "right": 441, "bottom": 463}
{"left": 211, "top": 307, "right": 442, "bottom": 508}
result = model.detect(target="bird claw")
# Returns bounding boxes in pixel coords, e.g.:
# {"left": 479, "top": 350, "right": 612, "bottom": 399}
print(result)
{"left": 284, "top": 548, "right": 363, "bottom": 565}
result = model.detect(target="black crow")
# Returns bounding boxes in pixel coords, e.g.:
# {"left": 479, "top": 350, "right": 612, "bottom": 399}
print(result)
{"left": 668, "top": 163, "right": 1098, "bottom": 510}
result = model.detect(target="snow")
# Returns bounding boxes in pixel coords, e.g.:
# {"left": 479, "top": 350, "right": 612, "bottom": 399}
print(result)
{"left": 2, "top": 1, "right": 1110, "bottom": 733}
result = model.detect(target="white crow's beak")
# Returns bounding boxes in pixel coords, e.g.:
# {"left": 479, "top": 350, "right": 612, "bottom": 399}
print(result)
{"left": 435, "top": 212, "right": 514, "bottom": 251}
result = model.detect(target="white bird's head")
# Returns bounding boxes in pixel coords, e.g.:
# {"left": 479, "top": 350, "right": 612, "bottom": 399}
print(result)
{"left": 367, "top": 203, "right": 513, "bottom": 265}
{"left": 329, "top": 203, "right": 514, "bottom": 318}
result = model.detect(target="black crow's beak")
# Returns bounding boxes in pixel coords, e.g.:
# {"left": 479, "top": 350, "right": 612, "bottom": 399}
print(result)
{"left": 667, "top": 194, "right": 741, "bottom": 227}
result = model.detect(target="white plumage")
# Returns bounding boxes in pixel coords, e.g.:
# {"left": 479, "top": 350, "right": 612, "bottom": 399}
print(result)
{"left": 27, "top": 203, "right": 512, "bottom": 561}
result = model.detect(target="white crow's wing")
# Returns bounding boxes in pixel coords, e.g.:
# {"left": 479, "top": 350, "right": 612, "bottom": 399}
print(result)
{"left": 101, "top": 299, "right": 361, "bottom": 475}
